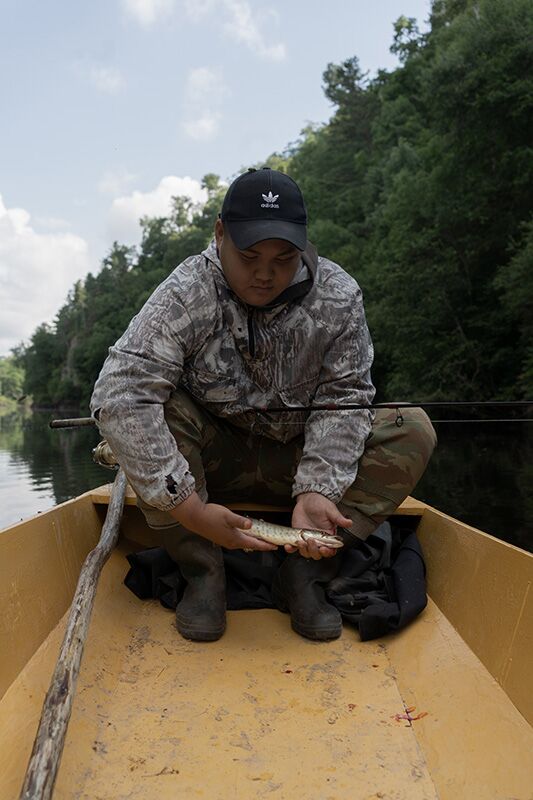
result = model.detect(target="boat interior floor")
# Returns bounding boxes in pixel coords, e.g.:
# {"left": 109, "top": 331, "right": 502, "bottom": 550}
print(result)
{"left": 1, "top": 540, "right": 532, "bottom": 800}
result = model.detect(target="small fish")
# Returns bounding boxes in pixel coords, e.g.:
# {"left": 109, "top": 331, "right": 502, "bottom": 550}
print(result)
{"left": 238, "top": 518, "right": 344, "bottom": 549}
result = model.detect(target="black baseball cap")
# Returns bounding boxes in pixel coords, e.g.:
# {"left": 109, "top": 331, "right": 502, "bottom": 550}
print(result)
{"left": 220, "top": 167, "right": 307, "bottom": 250}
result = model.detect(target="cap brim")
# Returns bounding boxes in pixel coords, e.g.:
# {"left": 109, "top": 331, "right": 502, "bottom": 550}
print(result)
{"left": 227, "top": 219, "right": 307, "bottom": 251}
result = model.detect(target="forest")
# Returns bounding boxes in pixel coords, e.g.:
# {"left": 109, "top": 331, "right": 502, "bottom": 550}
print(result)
{"left": 6, "top": 0, "right": 532, "bottom": 411}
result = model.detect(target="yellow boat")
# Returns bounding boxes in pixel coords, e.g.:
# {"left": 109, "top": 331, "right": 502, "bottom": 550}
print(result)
{"left": 1, "top": 484, "right": 532, "bottom": 799}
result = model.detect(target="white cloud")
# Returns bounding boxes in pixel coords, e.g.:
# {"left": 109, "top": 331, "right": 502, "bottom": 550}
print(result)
{"left": 181, "top": 66, "right": 228, "bottom": 141}
{"left": 107, "top": 175, "right": 208, "bottom": 244}
{"left": 123, "top": 0, "right": 286, "bottom": 59}
{"left": 184, "top": 0, "right": 286, "bottom": 61}
{"left": 222, "top": 0, "right": 286, "bottom": 61}
{"left": 0, "top": 195, "right": 92, "bottom": 355}
{"left": 89, "top": 65, "right": 125, "bottom": 94}
{"left": 98, "top": 168, "right": 138, "bottom": 195}
{"left": 182, "top": 112, "right": 221, "bottom": 141}
{"left": 122, "top": 0, "right": 175, "bottom": 26}
{"left": 185, "top": 66, "right": 228, "bottom": 100}
{"left": 34, "top": 216, "right": 71, "bottom": 231}
{"left": 182, "top": 0, "right": 216, "bottom": 21}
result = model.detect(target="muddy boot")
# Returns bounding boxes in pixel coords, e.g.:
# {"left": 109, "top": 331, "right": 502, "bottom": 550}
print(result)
{"left": 163, "top": 527, "right": 226, "bottom": 642}
{"left": 272, "top": 554, "right": 343, "bottom": 641}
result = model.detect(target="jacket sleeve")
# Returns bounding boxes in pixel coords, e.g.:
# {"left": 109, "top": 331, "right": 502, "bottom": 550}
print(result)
{"left": 291, "top": 288, "right": 376, "bottom": 504}
{"left": 90, "top": 278, "right": 198, "bottom": 511}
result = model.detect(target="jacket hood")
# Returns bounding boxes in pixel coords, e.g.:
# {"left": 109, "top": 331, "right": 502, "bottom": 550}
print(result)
{"left": 202, "top": 238, "right": 318, "bottom": 309}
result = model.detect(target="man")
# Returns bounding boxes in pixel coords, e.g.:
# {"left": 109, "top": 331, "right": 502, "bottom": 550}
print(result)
{"left": 91, "top": 167, "right": 436, "bottom": 643}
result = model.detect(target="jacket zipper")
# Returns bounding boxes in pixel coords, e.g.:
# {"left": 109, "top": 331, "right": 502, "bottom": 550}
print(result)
{"left": 247, "top": 309, "right": 256, "bottom": 358}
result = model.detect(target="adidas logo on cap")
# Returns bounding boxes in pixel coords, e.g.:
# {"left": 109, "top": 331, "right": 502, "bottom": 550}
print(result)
{"left": 261, "top": 191, "right": 279, "bottom": 209}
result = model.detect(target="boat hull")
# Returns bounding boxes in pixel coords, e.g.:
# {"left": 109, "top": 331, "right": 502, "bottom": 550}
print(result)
{"left": 1, "top": 487, "right": 532, "bottom": 798}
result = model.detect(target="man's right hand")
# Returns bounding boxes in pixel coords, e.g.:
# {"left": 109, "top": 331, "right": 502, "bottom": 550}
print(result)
{"left": 169, "top": 492, "right": 277, "bottom": 552}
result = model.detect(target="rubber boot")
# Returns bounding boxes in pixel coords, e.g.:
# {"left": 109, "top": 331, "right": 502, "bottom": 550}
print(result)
{"left": 163, "top": 527, "right": 226, "bottom": 642}
{"left": 272, "top": 554, "right": 343, "bottom": 641}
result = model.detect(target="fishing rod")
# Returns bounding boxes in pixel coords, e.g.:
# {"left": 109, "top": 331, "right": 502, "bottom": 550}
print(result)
{"left": 254, "top": 401, "right": 533, "bottom": 412}
{"left": 49, "top": 400, "right": 533, "bottom": 429}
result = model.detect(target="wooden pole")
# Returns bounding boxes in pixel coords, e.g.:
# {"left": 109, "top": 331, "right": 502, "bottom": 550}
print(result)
{"left": 19, "top": 468, "right": 128, "bottom": 800}
{"left": 49, "top": 417, "right": 96, "bottom": 428}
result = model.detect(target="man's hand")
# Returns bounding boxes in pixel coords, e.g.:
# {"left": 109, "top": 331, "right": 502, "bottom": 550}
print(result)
{"left": 288, "top": 492, "right": 352, "bottom": 560}
{"left": 169, "top": 492, "right": 277, "bottom": 552}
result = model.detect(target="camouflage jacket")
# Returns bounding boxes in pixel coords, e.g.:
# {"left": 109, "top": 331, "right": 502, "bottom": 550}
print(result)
{"left": 90, "top": 240, "right": 375, "bottom": 511}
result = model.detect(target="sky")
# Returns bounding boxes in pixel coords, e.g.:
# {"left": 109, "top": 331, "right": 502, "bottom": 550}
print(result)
{"left": 0, "top": 0, "right": 431, "bottom": 356}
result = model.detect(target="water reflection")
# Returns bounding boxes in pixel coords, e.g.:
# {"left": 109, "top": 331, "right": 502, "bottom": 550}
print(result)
{"left": 0, "top": 409, "right": 109, "bottom": 527}
{"left": 414, "top": 421, "right": 533, "bottom": 552}
{"left": 0, "top": 410, "right": 531, "bottom": 552}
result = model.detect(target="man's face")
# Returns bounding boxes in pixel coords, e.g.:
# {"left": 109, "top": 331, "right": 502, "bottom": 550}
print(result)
{"left": 215, "top": 219, "right": 301, "bottom": 307}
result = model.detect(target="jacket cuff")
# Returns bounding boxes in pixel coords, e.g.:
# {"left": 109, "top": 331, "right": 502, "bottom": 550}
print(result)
{"left": 292, "top": 483, "right": 341, "bottom": 504}
{"left": 156, "top": 471, "right": 196, "bottom": 511}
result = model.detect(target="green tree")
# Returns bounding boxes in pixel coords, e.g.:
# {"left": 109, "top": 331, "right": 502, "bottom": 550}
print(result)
{"left": 0, "top": 355, "right": 25, "bottom": 400}
{"left": 494, "top": 219, "right": 533, "bottom": 395}
{"left": 23, "top": 324, "right": 62, "bottom": 406}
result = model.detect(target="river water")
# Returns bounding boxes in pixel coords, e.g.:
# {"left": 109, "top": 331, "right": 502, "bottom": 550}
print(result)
{"left": 0, "top": 410, "right": 531, "bottom": 552}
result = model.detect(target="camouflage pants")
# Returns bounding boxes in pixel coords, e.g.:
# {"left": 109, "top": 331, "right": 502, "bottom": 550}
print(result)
{"left": 138, "top": 389, "right": 437, "bottom": 540}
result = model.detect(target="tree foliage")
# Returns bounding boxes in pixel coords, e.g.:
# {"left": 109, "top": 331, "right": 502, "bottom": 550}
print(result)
{"left": 0, "top": 355, "right": 25, "bottom": 401}
{"left": 291, "top": 0, "right": 532, "bottom": 400}
{"left": 18, "top": 0, "right": 533, "bottom": 409}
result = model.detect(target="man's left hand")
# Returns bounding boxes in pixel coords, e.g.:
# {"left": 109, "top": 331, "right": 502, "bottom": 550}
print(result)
{"left": 288, "top": 492, "right": 352, "bottom": 560}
